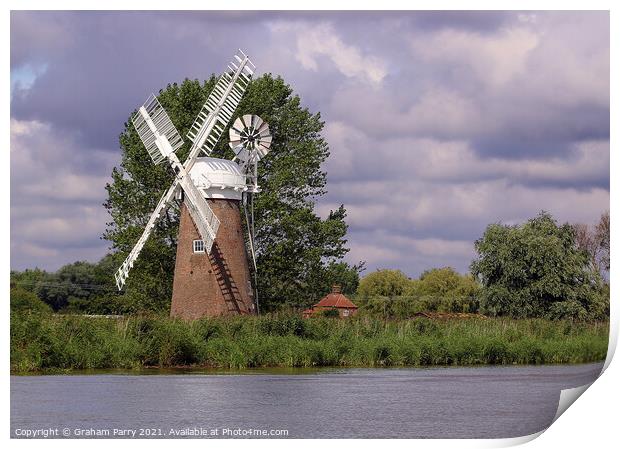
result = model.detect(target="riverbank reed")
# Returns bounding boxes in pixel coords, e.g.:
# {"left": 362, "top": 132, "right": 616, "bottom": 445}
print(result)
{"left": 11, "top": 312, "right": 609, "bottom": 373}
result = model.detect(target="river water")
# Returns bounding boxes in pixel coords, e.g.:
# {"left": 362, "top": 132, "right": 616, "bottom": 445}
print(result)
{"left": 11, "top": 363, "right": 603, "bottom": 439}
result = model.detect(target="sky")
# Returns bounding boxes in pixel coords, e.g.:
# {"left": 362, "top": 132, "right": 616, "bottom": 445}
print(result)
{"left": 10, "top": 11, "right": 610, "bottom": 277}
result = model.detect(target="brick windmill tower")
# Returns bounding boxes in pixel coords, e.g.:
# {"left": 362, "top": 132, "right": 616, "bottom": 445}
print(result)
{"left": 170, "top": 115, "right": 270, "bottom": 319}
{"left": 114, "top": 50, "right": 271, "bottom": 319}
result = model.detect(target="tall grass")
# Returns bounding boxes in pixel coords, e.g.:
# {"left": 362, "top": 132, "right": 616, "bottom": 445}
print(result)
{"left": 10, "top": 312, "right": 609, "bottom": 373}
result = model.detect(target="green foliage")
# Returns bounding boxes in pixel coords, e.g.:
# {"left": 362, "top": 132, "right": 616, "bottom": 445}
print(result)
{"left": 416, "top": 267, "right": 480, "bottom": 297}
{"left": 258, "top": 313, "right": 307, "bottom": 337}
{"left": 320, "top": 308, "right": 341, "bottom": 318}
{"left": 470, "top": 211, "right": 607, "bottom": 320}
{"left": 356, "top": 267, "right": 481, "bottom": 318}
{"left": 11, "top": 313, "right": 609, "bottom": 372}
{"left": 10, "top": 287, "right": 52, "bottom": 315}
{"left": 10, "top": 313, "right": 141, "bottom": 372}
{"left": 356, "top": 295, "right": 479, "bottom": 319}
{"left": 357, "top": 269, "right": 411, "bottom": 298}
{"left": 10, "top": 268, "right": 48, "bottom": 294}
{"left": 547, "top": 300, "right": 589, "bottom": 321}
{"left": 307, "top": 261, "right": 364, "bottom": 299}
{"left": 10, "top": 255, "right": 125, "bottom": 314}
{"left": 103, "top": 75, "right": 360, "bottom": 312}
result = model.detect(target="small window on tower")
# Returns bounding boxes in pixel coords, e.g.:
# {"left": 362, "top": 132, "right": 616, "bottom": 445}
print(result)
{"left": 193, "top": 240, "right": 205, "bottom": 253}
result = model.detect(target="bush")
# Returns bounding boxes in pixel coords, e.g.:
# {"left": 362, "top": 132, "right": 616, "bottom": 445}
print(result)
{"left": 320, "top": 308, "right": 340, "bottom": 318}
{"left": 547, "top": 300, "right": 588, "bottom": 321}
{"left": 356, "top": 267, "right": 481, "bottom": 318}
{"left": 356, "top": 294, "right": 479, "bottom": 319}
{"left": 357, "top": 269, "right": 411, "bottom": 298}
{"left": 10, "top": 287, "right": 52, "bottom": 315}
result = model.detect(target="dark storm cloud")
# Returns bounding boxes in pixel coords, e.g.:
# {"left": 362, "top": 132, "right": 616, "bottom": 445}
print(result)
{"left": 11, "top": 11, "right": 279, "bottom": 149}
{"left": 10, "top": 11, "right": 609, "bottom": 275}
{"left": 5, "top": 11, "right": 519, "bottom": 150}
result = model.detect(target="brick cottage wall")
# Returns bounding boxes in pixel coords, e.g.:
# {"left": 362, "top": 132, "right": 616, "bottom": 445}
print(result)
{"left": 170, "top": 200, "right": 256, "bottom": 320}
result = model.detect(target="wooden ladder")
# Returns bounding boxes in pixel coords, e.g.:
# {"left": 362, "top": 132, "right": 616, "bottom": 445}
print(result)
{"left": 209, "top": 242, "right": 245, "bottom": 314}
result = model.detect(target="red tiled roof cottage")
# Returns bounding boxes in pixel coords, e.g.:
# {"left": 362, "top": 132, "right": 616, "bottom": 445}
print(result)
{"left": 303, "top": 285, "right": 358, "bottom": 318}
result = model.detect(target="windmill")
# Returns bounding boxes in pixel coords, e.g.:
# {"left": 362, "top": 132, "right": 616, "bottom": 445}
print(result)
{"left": 114, "top": 50, "right": 272, "bottom": 319}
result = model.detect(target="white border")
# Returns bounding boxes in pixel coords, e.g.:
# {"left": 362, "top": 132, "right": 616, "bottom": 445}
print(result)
{"left": 4, "top": 2, "right": 617, "bottom": 448}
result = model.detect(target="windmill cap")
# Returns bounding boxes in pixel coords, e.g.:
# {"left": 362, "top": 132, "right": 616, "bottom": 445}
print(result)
{"left": 189, "top": 156, "right": 247, "bottom": 200}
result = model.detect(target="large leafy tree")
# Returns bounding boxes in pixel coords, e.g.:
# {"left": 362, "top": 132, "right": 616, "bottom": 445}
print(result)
{"left": 415, "top": 267, "right": 480, "bottom": 298}
{"left": 356, "top": 269, "right": 412, "bottom": 298}
{"left": 10, "top": 257, "right": 118, "bottom": 312}
{"left": 104, "top": 74, "right": 360, "bottom": 312}
{"left": 470, "top": 211, "right": 608, "bottom": 320}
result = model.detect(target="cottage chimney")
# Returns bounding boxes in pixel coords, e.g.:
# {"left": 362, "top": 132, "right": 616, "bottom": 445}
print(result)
{"left": 331, "top": 284, "right": 342, "bottom": 294}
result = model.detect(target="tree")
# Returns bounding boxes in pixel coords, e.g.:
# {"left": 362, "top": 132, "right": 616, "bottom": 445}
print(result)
{"left": 470, "top": 211, "right": 607, "bottom": 320}
{"left": 104, "top": 75, "right": 360, "bottom": 312}
{"left": 357, "top": 269, "right": 411, "bottom": 298}
{"left": 10, "top": 267, "right": 71, "bottom": 311}
{"left": 41, "top": 261, "right": 96, "bottom": 310}
{"left": 596, "top": 211, "right": 610, "bottom": 272}
{"left": 416, "top": 267, "right": 480, "bottom": 297}
{"left": 572, "top": 210, "right": 610, "bottom": 277}
{"left": 305, "top": 260, "right": 365, "bottom": 299}
{"left": 11, "top": 256, "right": 122, "bottom": 313}
{"left": 573, "top": 223, "right": 601, "bottom": 273}
{"left": 10, "top": 268, "right": 49, "bottom": 294}
{"left": 10, "top": 286, "right": 52, "bottom": 315}
{"left": 356, "top": 267, "right": 480, "bottom": 316}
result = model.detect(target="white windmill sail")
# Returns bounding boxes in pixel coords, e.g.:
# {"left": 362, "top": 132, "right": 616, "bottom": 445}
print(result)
{"left": 114, "top": 50, "right": 255, "bottom": 290}
{"left": 116, "top": 95, "right": 222, "bottom": 289}
{"left": 167, "top": 152, "right": 220, "bottom": 249}
{"left": 134, "top": 96, "right": 221, "bottom": 243}
{"left": 185, "top": 49, "right": 255, "bottom": 167}
{"left": 132, "top": 94, "right": 184, "bottom": 165}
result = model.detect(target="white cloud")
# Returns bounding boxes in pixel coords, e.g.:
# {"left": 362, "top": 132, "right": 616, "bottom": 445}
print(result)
{"left": 412, "top": 26, "right": 539, "bottom": 87}
{"left": 346, "top": 241, "right": 402, "bottom": 267}
{"left": 329, "top": 86, "right": 481, "bottom": 140}
{"left": 10, "top": 11, "right": 609, "bottom": 277}
{"left": 10, "top": 118, "right": 116, "bottom": 270}
{"left": 320, "top": 177, "right": 608, "bottom": 275}
{"left": 269, "top": 21, "right": 387, "bottom": 84}
{"left": 324, "top": 120, "right": 608, "bottom": 189}
{"left": 324, "top": 177, "right": 609, "bottom": 233}
{"left": 11, "top": 119, "right": 116, "bottom": 202}
{"left": 21, "top": 173, "right": 110, "bottom": 202}
{"left": 343, "top": 230, "right": 476, "bottom": 276}
{"left": 519, "top": 13, "right": 609, "bottom": 108}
